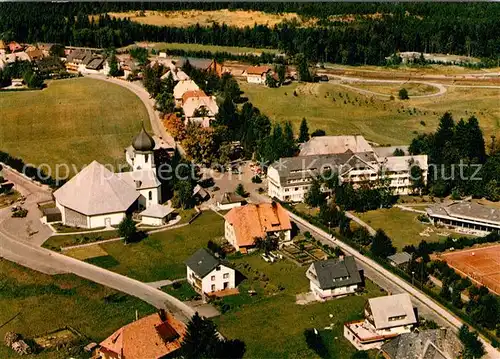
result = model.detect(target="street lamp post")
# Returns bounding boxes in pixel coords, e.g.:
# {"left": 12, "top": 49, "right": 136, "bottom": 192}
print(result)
{"left": 328, "top": 221, "right": 331, "bottom": 237}
{"left": 411, "top": 271, "right": 415, "bottom": 286}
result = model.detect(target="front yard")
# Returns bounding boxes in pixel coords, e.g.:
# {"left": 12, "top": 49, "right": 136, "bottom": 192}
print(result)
{"left": 63, "top": 210, "right": 225, "bottom": 282}
{"left": 0, "top": 259, "right": 154, "bottom": 359}
{"left": 213, "top": 253, "right": 385, "bottom": 358}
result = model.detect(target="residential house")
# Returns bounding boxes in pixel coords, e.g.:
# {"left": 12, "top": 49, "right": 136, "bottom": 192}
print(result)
{"left": 8, "top": 41, "right": 23, "bottom": 53}
{"left": 185, "top": 248, "right": 236, "bottom": 295}
{"left": 161, "top": 68, "right": 190, "bottom": 81}
{"left": 140, "top": 203, "right": 174, "bottom": 226}
{"left": 380, "top": 328, "right": 463, "bottom": 359}
{"left": 307, "top": 256, "right": 363, "bottom": 300}
{"left": 344, "top": 293, "right": 417, "bottom": 350}
{"left": 182, "top": 90, "right": 219, "bottom": 127}
{"left": 65, "top": 49, "right": 93, "bottom": 72}
{"left": 217, "top": 192, "right": 246, "bottom": 211}
{"left": 387, "top": 252, "right": 412, "bottom": 269}
{"left": 243, "top": 65, "right": 272, "bottom": 85}
{"left": 3, "top": 52, "right": 31, "bottom": 64}
{"left": 175, "top": 57, "right": 224, "bottom": 76}
{"left": 26, "top": 49, "right": 44, "bottom": 61}
{"left": 0, "top": 40, "right": 7, "bottom": 54}
{"left": 173, "top": 79, "right": 200, "bottom": 106}
{"left": 54, "top": 126, "right": 162, "bottom": 229}
{"left": 38, "top": 43, "right": 55, "bottom": 57}
{"left": 427, "top": 200, "right": 500, "bottom": 233}
{"left": 193, "top": 184, "right": 210, "bottom": 203}
{"left": 268, "top": 135, "right": 428, "bottom": 202}
{"left": 98, "top": 310, "right": 185, "bottom": 359}
{"left": 224, "top": 202, "right": 292, "bottom": 253}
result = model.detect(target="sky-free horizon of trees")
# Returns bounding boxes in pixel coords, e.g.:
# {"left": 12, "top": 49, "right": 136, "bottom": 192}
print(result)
{"left": 2, "top": 3, "right": 500, "bottom": 65}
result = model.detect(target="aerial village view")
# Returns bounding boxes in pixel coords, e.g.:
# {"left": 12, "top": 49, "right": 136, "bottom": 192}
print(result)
{"left": 1, "top": 2, "right": 500, "bottom": 359}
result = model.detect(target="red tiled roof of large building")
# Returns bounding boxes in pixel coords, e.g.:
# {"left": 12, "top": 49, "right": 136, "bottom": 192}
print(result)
{"left": 99, "top": 312, "right": 185, "bottom": 359}
{"left": 224, "top": 202, "right": 291, "bottom": 247}
{"left": 245, "top": 65, "right": 272, "bottom": 75}
{"left": 182, "top": 89, "right": 208, "bottom": 104}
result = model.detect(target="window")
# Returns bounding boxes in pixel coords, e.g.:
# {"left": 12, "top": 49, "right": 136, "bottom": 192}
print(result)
{"left": 211, "top": 284, "right": 215, "bottom": 291}
{"left": 216, "top": 266, "right": 221, "bottom": 271}
{"left": 223, "top": 273, "right": 229, "bottom": 279}
{"left": 145, "top": 154, "right": 149, "bottom": 163}
{"left": 211, "top": 275, "right": 215, "bottom": 281}
{"left": 148, "top": 191, "right": 152, "bottom": 200}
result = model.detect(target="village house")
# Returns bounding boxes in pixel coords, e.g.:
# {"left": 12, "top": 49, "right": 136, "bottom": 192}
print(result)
{"left": 26, "top": 48, "right": 44, "bottom": 61}
{"left": 8, "top": 41, "right": 23, "bottom": 53}
{"left": 185, "top": 248, "right": 236, "bottom": 295}
{"left": 97, "top": 310, "right": 185, "bottom": 359}
{"left": 380, "top": 328, "right": 463, "bottom": 359}
{"left": 65, "top": 49, "right": 105, "bottom": 74}
{"left": 173, "top": 79, "right": 200, "bottom": 106}
{"left": 243, "top": 65, "right": 273, "bottom": 84}
{"left": 306, "top": 256, "right": 363, "bottom": 300}
{"left": 267, "top": 135, "right": 428, "bottom": 202}
{"left": 53, "top": 126, "right": 163, "bottom": 228}
{"left": 387, "top": 252, "right": 412, "bottom": 269}
{"left": 140, "top": 203, "right": 175, "bottom": 226}
{"left": 161, "top": 68, "right": 190, "bottom": 81}
{"left": 344, "top": 293, "right": 417, "bottom": 350}
{"left": 427, "top": 200, "right": 500, "bottom": 233}
{"left": 217, "top": 192, "right": 246, "bottom": 211}
{"left": 175, "top": 57, "right": 224, "bottom": 76}
{"left": 181, "top": 90, "right": 219, "bottom": 127}
{"left": 224, "top": 202, "right": 292, "bottom": 253}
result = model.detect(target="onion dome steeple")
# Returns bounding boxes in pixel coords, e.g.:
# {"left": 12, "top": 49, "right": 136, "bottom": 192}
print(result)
{"left": 132, "top": 122, "right": 155, "bottom": 152}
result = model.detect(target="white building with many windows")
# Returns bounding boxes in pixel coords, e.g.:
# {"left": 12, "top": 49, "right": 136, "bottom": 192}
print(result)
{"left": 268, "top": 136, "right": 428, "bottom": 202}
{"left": 185, "top": 248, "right": 236, "bottom": 295}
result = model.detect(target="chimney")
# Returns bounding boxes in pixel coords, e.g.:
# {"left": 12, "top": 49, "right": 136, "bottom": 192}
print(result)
{"left": 158, "top": 309, "right": 167, "bottom": 322}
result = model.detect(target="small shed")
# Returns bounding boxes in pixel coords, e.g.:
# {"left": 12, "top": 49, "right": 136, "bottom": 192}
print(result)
{"left": 193, "top": 184, "right": 210, "bottom": 203}
{"left": 41, "top": 207, "right": 62, "bottom": 223}
{"left": 217, "top": 192, "right": 246, "bottom": 211}
{"left": 140, "top": 204, "right": 174, "bottom": 226}
{"left": 387, "top": 252, "right": 412, "bottom": 268}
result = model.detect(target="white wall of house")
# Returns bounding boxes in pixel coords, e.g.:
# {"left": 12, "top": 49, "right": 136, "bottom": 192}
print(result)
{"left": 310, "top": 280, "right": 358, "bottom": 299}
{"left": 137, "top": 187, "right": 161, "bottom": 208}
{"left": 88, "top": 211, "right": 126, "bottom": 229}
{"left": 142, "top": 216, "right": 164, "bottom": 226}
{"left": 217, "top": 202, "right": 243, "bottom": 211}
{"left": 127, "top": 152, "right": 155, "bottom": 171}
{"left": 246, "top": 74, "right": 266, "bottom": 84}
{"left": 224, "top": 220, "right": 239, "bottom": 251}
{"left": 187, "top": 264, "right": 235, "bottom": 294}
{"left": 343, "top": 323, "right": 385, "bottom": 351}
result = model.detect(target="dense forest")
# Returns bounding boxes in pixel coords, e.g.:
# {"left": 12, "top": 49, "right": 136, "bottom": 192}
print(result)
{"left": 1, "top": 3, "right": 500, "bottom": 65}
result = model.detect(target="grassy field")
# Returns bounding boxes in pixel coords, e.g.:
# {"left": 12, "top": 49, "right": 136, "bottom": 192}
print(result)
{"left": 240, "top": 81, "right": 500, "bottom": 145}
{"left": 214, "top": 253, "right": 384, "bottom": 358}
{"left": 0, "top": 78, "right": 149, "bottom": 178}
{"left": 350, "top": 82, "right": 440, "bottom": 96}
{"left": 0, "top": 190, "right": 20, "bottom": 208}
{"left": 42, "top": 230, "right": 120, "bottom": 251}
{"left": 0, "top": 259, "right": 154, "bottom": 359}
{"left": 355, "top": 207, "right": 462, "bottom": 250}
{"left": 65, "top": 211, "right": 224, "bottom": 282}
{"left": 108, "top": 9, "right": 302, "bottom": 28}
{"left": 147, "top": 42, "right": 279, "bottom": 55}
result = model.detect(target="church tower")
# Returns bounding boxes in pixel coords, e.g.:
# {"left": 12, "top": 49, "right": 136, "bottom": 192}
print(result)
{"left": 127, "top": 123, "right": 155, "bottom": 171}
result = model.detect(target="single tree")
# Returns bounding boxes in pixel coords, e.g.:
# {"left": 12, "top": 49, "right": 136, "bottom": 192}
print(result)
{"left": 370, "top": 229, "right": 396, "bottom": 258}
{"left": 118, "top": 216, "right": 137, "bottom": 244}
{"left": 172, "top": 181, "right": 194, "bottom": 209}
{"left": 458, "top": 325, "right": 485, "bottom": 359}
{"left": 305, "top": 179, "right": 326, "bottom": 207}
{"left": 304, "top": 329, "right": 329, "bottom": 358}
{"left": 398, "top": 88, "right": 409, "bottom": 100}
{"left": 235, "top": 183, "right": 246, "bottom": 197}
{"left": 265, "top": 73, "right": 278, "bottom": 88}
{"left": 298, "top": 118, "right": 310, "bottom": 143}
{"left": 108, "top": 54, "right": 120, "bottom": 77}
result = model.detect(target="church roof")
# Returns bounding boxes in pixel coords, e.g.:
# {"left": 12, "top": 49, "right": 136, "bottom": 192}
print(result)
{"left": 132, "top": 124, "right": 155, "bottom": 152}
{"left": 53, "top": 161, "right": 140, "bottom": 216}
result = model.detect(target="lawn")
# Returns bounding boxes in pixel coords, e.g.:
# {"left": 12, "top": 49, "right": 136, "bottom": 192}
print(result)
{"left": 0, "top": 190, "right": 20, "bottom": 209}
{"left": 0, "top": 77, "right": 149, "bottom": 178}
{"left": 355, "top": 207, "right": 454, "bottom": 250}
{"left": 66, "top": 211, "right": 225, "bottom": 282}
{"left": 42, "top": 230, "right": 120, "bottom": 251}
{"left": 0, "top": 259, "right": 154, "bottom": 359}
{"left": 240, "top": 81, "right": 500, "bottom": 145}
{"left": 350, "top": 82, "right": 440, "bottom": 96}
{"left": 151, "top": 42, "right": 279, "bottom": 55}
{"left": 213, "top": 253, "right": 385, "bottom": 358}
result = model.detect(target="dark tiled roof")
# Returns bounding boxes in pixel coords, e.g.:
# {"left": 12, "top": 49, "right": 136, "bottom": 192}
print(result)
{"left": 312, "top": 256, "right": 362, "bottom": 290}
{"left": 220, "top": 192, "right": 245, "bottom": 205}
{"left": 86, "top": 57, "right": 105, "bottom": 70}
{"left": 185, "top": 248, "right": 220, "bottom": 278}
{"left": 176, "top": 57, "right": 213, "bottom": 70}
{"left": 387, "top": 252, "right": 412, "bottom": 265}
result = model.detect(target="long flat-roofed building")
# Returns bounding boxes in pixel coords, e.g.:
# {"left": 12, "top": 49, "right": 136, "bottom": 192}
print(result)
{"left": 427, "top": 201, "right": 500, "bottom": 233}
{"left": 268, "top": 135, "right": 428, "bottom": 202}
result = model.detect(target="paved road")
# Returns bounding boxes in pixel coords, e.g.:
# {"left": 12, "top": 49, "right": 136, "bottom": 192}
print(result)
{"left": 0, "top": 166, "right": 195, "bottom": 321}
{"left": 85, "top": 74, "right": 184, "bottom": 155}
{"left": 287, "top": 211, "right": 499, "bottom": 358}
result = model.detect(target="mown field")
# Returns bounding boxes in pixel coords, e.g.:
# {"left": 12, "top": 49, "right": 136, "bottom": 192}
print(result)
{"left": 0, "top": 259, "right": 154, "bottom": 359}
{"left": 350, "top": 82, "right": 440, "bottom": 97}
{"left": 107, "top": 9, "right": 302, "bottom": 28}
{"left": 240, "top": 81, "right": 500, "bottom": 145}
{"left": 149, "top": 42, "right": 279, "bottom": 55}
{"left": 0, "top": 78, "right": 149, "bottom": 178}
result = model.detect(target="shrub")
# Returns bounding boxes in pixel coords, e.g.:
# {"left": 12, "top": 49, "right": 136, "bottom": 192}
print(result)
{"left": 399, "top": 88, "right": 409, "bottom": 100}
{"left": 251, "top": 175, "right": 262, "bottom": 184}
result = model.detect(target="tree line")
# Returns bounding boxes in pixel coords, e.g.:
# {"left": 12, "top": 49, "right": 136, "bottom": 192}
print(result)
{"left": 2, "top": 3, "right": 500, "bottom": 66}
